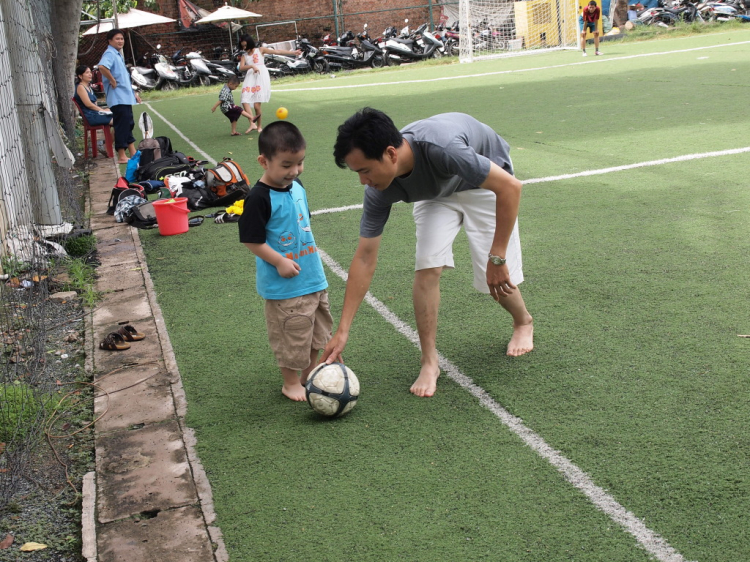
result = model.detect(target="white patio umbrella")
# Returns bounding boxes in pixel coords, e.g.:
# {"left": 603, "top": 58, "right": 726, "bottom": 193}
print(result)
{"left": 83, "top": 8, "right": 176, "bottom": 64}
{"left": 195, "top": 3, "right": 262, "bottom": 53}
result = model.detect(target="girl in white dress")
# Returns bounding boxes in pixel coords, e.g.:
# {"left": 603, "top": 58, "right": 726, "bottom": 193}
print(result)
{"left": 239, "top": 35, "right": 301, "bottom": 134}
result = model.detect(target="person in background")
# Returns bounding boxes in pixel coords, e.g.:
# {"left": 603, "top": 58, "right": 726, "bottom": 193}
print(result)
{"left": 581, "top": 1, "right": 602, "bottom": 56}
{"left": 211, "top": 75, "right": 256, "bottom": 136}
{"left": 74, "top": 65, "right": 113, "bottom": 127}
{"left": 239, "top": 35, "right": 300, "bottom": 134}
{"left": 97, "top": 28, "right": 140, "bottom": 163}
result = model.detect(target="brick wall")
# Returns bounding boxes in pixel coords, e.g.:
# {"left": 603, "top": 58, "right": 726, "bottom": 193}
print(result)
{"left": 78, "top": 0, "right": 444, "bottom": 67}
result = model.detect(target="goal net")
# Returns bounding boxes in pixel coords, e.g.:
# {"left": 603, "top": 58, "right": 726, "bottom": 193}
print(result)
{"left": 457, "top": 0, "right": 579, "bottom": 62}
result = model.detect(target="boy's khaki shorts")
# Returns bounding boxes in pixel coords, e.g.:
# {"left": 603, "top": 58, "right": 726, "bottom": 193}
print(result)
{"left": 264, "top": 290, "right": 333, "bottom": 370}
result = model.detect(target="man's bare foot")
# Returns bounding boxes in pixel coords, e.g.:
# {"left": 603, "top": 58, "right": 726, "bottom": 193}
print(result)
{"left": 507, "top": 321, "right": 534, "bottom": 356}
{"left": 410, "top": 365, "right": 439, "bottom": 397}
{"left": 282, "top": 383, "right": 307, "bottom": 401}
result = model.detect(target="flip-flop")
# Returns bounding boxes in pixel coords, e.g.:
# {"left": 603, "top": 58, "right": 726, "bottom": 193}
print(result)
{"left": 116, "top": 323, "right": 146, "bottom": 341}
{"left": 231, "top": 132, "right": 241, "bottom": 136}
{"left": 100, "top": 332, "right": 131, "bottom": 351}
{"left": 252, "top": 113, "right": 262, "bottom": 123}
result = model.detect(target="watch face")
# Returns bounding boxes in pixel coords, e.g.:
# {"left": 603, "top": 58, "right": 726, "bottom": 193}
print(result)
{"left": 490, "top": 256, "right": 505, "bottom": 265}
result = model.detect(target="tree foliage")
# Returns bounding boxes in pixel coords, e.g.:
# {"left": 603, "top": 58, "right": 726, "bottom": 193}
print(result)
{"left": 82, "top": 0, "right": 158, "bottom": 20}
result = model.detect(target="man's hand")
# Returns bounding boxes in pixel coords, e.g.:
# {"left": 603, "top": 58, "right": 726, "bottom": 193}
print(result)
{"left": 135, "top": 92, "right": 141, "bottom": 104}
{"left": 487, "top": 261, "right": 516, "bottom": 301}
{"left": 276, "top": 258, "right": 301, "bottom": 278}
{"left": 320, "top": 331, "right": 346, "bottom": 365}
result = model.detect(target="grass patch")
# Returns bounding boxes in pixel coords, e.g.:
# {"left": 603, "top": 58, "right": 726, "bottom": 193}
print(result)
{"left": 62, "top": 258, "right": 100, "bottom": 308}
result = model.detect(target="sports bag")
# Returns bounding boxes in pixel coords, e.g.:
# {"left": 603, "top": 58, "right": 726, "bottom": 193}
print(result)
{"left": 137, "top": 138, "right": 161, "bottom": 169}
{"left": 205, "top": 158, "right": 249, "bottom": 197}
{"left": 127, "top": 201, "right": 157, "bottom": 229}
{"left": 138, "top": 152, "right": 191, "bottom": 181}
{"left": 107, "top": 177, "right": 144, "bottom": 215}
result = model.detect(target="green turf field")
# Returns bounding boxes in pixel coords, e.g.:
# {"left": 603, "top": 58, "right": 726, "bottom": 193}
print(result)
{"left": 137, "top": 30, "right": 750, "bottom": 561}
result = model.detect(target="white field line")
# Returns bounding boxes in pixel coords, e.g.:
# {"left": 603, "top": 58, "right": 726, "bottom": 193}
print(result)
{"left": 312, "top": 146, "right": 750, "bottom": 216}
{"left": 274, "top": 39, "right": 750, "bottom": 94}
{"left": 319, "top": 248, "right": 693, "bottom": 562}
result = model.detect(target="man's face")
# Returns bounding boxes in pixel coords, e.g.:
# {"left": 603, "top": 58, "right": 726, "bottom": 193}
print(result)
{"left": 109, "top": 33, "right": 125, "bottom": 50}
{"left": 344, "top": 148, "right": 397, "bottom": 192}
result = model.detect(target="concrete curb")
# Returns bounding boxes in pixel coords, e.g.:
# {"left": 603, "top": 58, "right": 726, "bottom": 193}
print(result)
{"left": 84, "top": 156, "right": 227, "bottom": 561}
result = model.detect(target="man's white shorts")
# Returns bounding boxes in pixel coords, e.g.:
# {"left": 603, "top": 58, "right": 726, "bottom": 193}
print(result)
{"left": 413, "top": 188, "right": 523, "bottom": 294}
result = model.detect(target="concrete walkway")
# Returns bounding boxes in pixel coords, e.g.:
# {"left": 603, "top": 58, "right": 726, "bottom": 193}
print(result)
{"left": 84, "top": 157, "right": 227, "bottom": 562}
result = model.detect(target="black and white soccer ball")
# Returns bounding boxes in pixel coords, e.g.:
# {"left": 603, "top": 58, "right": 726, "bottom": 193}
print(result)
{"left": 305, "top": 362, "right": 360, "bottom": 417}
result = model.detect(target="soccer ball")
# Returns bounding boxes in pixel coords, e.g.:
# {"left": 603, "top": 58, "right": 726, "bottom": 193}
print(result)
{"left": 305, "top": 362, "right": 360, "bottom": 417}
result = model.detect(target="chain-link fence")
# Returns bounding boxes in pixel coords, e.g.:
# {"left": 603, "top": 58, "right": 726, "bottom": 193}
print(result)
{"left": 0, "top": 0, "right": 87, "bottom": 507}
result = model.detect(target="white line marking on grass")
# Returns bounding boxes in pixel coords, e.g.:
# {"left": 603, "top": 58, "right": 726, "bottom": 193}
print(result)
{"left": 524, "top": 146, "right": 750, "bottom": 185}
{"left": 276, "top": 40, "right": 750, "bottom": 94}
{"left": 142, "top": 102, "right": 217, "bottom": 166}
{"left": 311, "top": 146, "right": 750, "bottom": 216}
{"left": 318, "top": 248, "right": 694, "bottom": 562}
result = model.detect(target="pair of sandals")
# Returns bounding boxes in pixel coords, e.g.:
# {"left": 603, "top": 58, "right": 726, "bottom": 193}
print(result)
{"left": 99, "top": 322, "right": 146, "bottom": 351}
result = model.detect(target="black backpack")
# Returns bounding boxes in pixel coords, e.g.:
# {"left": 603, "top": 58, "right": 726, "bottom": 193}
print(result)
{"left": 138, "top": 136, "right": 174, "bottom": 170}
{"left": 138, "top": 152, "right": 192, "bottom": 181}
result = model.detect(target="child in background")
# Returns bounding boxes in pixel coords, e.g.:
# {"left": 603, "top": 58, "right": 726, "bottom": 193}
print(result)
{"left": 581, "top": 0, "right": 602, "bottom": 56}
{"left": 239, "top": 35, "right": 301, "bottom": 134}
{"left": 211, "top": 75, "right": 256, "bottom": 136}
{"left": 238, "top": 121, "right": 333, "bottom": 401}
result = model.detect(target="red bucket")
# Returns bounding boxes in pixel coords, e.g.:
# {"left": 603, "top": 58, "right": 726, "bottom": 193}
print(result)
{"left": 152, "top": 197, "right": 189, "bottom": 236}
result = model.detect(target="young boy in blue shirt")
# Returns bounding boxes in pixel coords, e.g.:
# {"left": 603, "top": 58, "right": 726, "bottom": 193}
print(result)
{"left": 239, "top": 121, "right": 333, "bottom": 401}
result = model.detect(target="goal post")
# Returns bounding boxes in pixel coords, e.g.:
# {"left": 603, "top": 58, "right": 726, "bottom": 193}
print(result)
{"left": 459, "top": 0, "right": 579, "bottom": 63}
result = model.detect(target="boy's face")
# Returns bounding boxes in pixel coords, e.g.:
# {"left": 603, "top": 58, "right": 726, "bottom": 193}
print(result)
{"left": 227, "top": 81, "right": 239, "bottom": 90}
{"left": 258, "top": 149, "right": 306, "bottom": 189}
{"left": 587, "top": 4, "right": 596, "bottom": 11}
{"left": 108, "top": 33, "right": 125, "bottom": 50}
{"left": 344, "top": 147, "right": 398, "bottom": 192}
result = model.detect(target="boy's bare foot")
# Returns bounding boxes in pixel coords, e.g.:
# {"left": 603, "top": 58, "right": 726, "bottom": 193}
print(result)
{"left": 410, "top": 365, "right": 439, "bottom": 397}
{"left": 507, "top": 321, "right": 534, "bottom": 356}
{"left": 282, "top": 383, "right": 307, "bottom": 401}
{"left": 117, "top": 158, "right": 129, "bottom": 164}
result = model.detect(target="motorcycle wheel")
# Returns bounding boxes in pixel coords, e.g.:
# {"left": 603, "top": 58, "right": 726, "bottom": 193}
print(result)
{"left": 160, "top": 80, "right": 178, "bottom": 91}
{"left": 450, "top": 43, "right": 460, "bottom": 57}
{"left": 313, "top": 58, "right": 329, "bottom": 73}
{"left": 371, "top": 54, "right": 385, "bottom": 68}
{"left": 385, "top": 53, "right": 401, "bottom": 66}
{"left": 199, "top": 75, "right": 211, "bottom": 87}
{"left": 432, "top": 48, "right": 443, "bottom": 59}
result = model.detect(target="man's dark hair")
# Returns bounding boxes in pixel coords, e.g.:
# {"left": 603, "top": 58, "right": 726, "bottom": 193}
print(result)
{"left": 259, "top": 121, "right": 306, "bottom": 160}
{"left": 106, "top": 28, "right": 125, "bottom": 42}
{"left": 333, "top": 107, "right": 403, "bottom": 169}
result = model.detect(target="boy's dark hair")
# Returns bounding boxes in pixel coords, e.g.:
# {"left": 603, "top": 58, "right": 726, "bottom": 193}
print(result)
{"left": 106, "top": 28, "right": 125, "bottom": 42}
{"left": 226, "top": 75, "right": 240, "bottom": 86}
{"left": 333, "top": 107, "right": 403, "bottom": 169}
{"left": 259, "top": 121, "right": 306, "bottom": 160}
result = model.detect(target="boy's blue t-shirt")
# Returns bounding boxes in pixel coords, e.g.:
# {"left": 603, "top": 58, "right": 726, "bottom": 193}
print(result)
{"left": 238, "top": 179, "right": 328, "bottom": 300}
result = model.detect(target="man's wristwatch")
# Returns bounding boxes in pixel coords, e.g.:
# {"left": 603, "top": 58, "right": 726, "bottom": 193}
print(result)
{"left": 488, "top": 253, "right": 506, "bottom": 266}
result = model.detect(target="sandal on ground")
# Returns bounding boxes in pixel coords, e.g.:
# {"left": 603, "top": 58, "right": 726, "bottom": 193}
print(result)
{"left": 100, "top": 331, "right": 131, "bottom": 351}
{"left": 116, "top": 323, "right": 145, "bottom": 341}
{"left": 252, "top": 113, "right": 262, "bottom": 123}
{"left": 231, "top": 132, "right": 241, "bottom": 136}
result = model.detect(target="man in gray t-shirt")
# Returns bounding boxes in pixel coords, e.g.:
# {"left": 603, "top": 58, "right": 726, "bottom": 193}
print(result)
{"left": 323, "top": 108, "right": 534, "bottom": 397}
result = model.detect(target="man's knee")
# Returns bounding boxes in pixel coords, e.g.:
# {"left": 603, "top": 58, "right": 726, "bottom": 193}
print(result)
{"left": 414, "top": 267, "right": 443, "bottom": 288}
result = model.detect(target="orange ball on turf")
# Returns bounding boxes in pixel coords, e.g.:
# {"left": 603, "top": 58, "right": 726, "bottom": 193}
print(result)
{"left": 276, "top": 107, "right": 289, "bottom": 120}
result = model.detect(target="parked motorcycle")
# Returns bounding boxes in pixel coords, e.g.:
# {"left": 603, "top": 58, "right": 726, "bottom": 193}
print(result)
{"left": 383, "top": 22, "right": 443, "bottom": 65}
{"left": 320, "top": 24, "right": 385, "bottom": 70}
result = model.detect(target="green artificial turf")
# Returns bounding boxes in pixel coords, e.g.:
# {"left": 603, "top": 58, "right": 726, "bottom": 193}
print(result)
{"left": 139, "top": 29, "right": 750, "bottom": 561}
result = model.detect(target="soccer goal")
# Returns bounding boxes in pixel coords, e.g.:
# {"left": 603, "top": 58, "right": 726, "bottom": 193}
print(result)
{"left": 458, "top": 0, "right": 579, "bottom": 62}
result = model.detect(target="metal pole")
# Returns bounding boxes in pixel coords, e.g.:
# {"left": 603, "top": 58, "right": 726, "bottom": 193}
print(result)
{"left": 332, "top": 0, "right": 339, "bottom": 40}
{"left": 428, "top": 0, "right": 434, "bottom": 30}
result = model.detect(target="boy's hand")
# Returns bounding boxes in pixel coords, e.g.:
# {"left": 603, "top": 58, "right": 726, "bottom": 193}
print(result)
{"left": 276, "top": 258, "right": 301, "bottom": 278}
{"left": 211, "top": 106, "right": 216, "bottom": 112}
